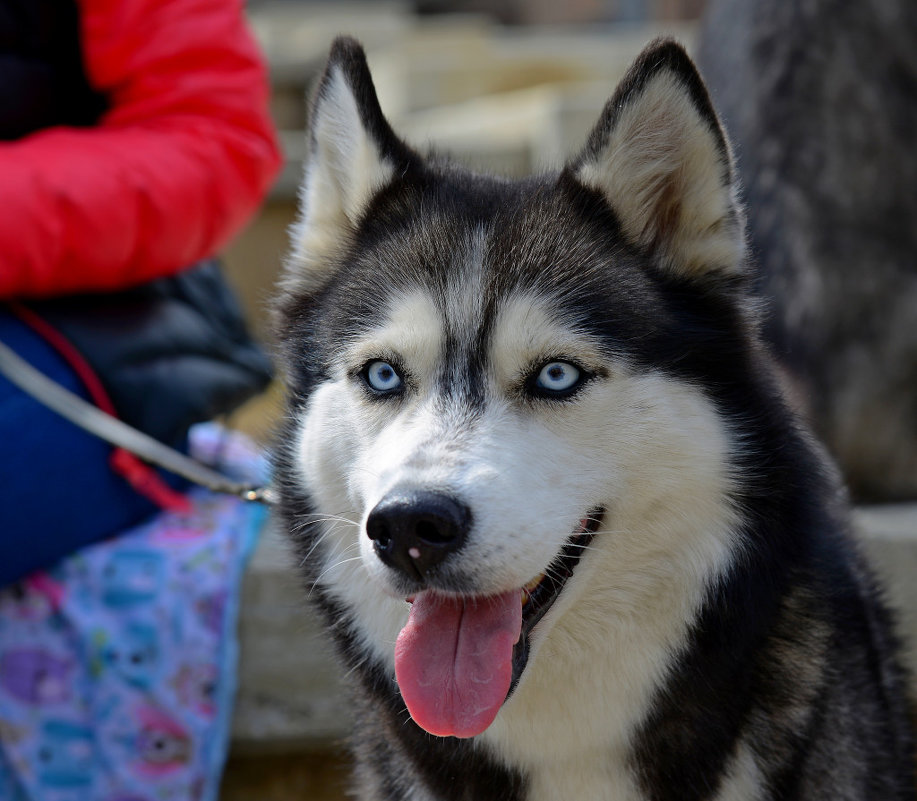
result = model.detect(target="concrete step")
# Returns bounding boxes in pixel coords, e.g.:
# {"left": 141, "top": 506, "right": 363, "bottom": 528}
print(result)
{"left": 231, "top": 521, "right": 350, "bottom": 751}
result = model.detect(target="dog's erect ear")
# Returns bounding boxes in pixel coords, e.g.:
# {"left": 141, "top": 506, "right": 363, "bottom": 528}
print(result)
{"left": 569, "top": 39, "right": 745, "bottom": 283}
{"left": 286, "top": 37, "right": 414, "bottom": 293}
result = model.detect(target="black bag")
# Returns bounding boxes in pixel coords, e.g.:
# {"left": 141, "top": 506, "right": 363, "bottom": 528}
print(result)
{"left": 30, "top": 261, "right": 273, "bottom": 446}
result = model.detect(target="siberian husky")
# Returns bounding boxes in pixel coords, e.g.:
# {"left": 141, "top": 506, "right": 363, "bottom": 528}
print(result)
{"left": 272, "top": 37, "right": 915, "bottom": 800}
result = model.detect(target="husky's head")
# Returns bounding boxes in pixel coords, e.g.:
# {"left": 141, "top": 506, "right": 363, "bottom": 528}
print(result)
{"left": 275, "top": 38, "right": 751, "bottom": 743}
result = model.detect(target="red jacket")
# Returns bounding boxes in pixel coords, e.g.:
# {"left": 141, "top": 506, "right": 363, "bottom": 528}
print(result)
{"left": 0, "top": 0, "right": 282, "bottom": 298}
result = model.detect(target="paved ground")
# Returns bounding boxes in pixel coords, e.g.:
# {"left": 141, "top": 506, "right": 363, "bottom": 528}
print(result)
{"left": 220, "top": 750, "right": 350, "bottom": 801}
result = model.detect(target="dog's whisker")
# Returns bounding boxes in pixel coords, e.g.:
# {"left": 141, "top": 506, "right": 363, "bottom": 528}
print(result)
{"left": 301, "top": 535, "right": 360, "bottom": 567}
{"left": 294, "top": 512, "right": 361, "bottom": 529}
{"left": 352, "top": 465, "right": 383, "bottom": 480}
{"left": 309, "top": 554, "right": 364, "bottom": 594}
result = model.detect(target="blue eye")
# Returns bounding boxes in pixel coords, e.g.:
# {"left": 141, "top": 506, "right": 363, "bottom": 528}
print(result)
{"left": 364, "top": 360, "right": 403, "bottom": 393}
{"left": 533, "top": 361, "right": 582, "bottom": 395}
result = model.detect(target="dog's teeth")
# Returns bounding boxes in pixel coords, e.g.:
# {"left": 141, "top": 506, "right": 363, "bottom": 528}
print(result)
{"left": 521, "top": 589, "right": 530, "bottom": 606}
{"left": 524, "top": 574, "right": 545, "bottom": 592}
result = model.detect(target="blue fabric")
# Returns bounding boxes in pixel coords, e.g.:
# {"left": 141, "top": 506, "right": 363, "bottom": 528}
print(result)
{"left": 0, "top": 309, "right": 182, "bottom": 586}
{"left": 0, "top": 424, "right": 267, "bottom": 801}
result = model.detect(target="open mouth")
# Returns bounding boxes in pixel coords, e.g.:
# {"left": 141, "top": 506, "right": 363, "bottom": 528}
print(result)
{"left": 394, "top": 507, "right": 604, "bottom": 739}
{"left": 511, "top": 507, "right": 605, "bottom": 694}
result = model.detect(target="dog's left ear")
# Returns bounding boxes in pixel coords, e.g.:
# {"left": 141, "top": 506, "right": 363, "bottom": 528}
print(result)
{"left": 569, "top": 39, "right": 745, "bottom": 284}
{"left": 285, "top": 37, "right": 416, "bottom": 295}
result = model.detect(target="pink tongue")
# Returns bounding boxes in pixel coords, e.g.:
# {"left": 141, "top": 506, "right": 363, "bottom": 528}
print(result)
{"left": 394, "top": 589, "right": 522, "bottom": 738}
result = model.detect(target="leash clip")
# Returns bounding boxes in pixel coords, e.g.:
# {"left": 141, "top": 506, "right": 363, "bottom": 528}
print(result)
{"left": 240, "top": 485, "right": 277, "bottom": 506}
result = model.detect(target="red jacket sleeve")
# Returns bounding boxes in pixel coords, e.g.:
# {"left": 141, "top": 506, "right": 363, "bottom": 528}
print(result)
{"left": 0, "top": 0, "right": 283, "bottom": 298}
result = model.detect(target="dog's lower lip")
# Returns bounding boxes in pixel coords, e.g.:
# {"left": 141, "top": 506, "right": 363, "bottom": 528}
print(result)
{"left": 509, "top": 507, "right": 604, "bottom": 696}
{"left": 519, "top": 509, "right": 603, "bottom": 618}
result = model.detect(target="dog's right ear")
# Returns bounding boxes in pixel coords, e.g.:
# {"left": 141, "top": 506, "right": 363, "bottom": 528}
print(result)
{"left": 285, "top": 37, "right": 414, "bottom": 294}
{"left": 568, "top": 39, "right": 745, "bottom": 287}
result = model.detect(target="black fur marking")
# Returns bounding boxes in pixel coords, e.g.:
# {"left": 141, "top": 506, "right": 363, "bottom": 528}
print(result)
{"left": 315, "top": 36, "right": 420, "bottom": 171}
{"left": 623, "top": 277, "right": 916, "bottom": 799}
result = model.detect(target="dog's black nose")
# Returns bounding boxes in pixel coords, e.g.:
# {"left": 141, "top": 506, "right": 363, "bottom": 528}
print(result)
{"left": 366, "top": 490, "right": 470, "bottom": 581}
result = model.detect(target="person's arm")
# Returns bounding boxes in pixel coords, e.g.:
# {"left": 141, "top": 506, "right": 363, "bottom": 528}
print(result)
{"left": 0, "top": 0, "right": 282, "bottom": 298}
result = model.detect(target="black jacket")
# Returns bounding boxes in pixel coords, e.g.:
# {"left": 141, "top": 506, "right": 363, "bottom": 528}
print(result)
{"left": 33, "top": 263, "right": 274, "bottom": 446}
{"left": 0, "top": 0, "right": 105, "bottom": 139}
